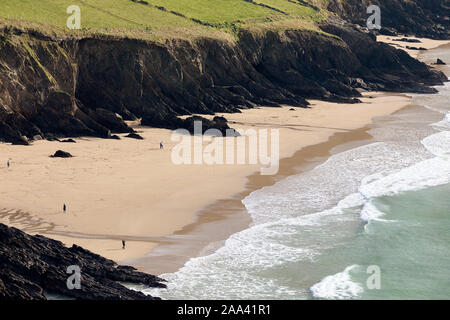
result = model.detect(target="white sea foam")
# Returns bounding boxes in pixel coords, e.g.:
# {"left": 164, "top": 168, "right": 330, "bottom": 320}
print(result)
{"left": 143, "top": 221, "right": 317, "bottom": 299}
{"left": 309, "top": 78, "right": 450, "bottom": 300}
{"left": 144, "top": 195, "right": 369, "bottom": 300}
{"left": 360, "top": 201, "right": 385, "bottom": 222}
{"left": 145, "top": 76, "right": 450, "bottom": 300}
{"left": 310, "top": 265, "right": 363, "bottom": 299}
{"left": 146, "top": 139, "right": 449, "bottom": 299}
{"left": 243, "top": 141, "right": 429, "bottom": 225}
{"left": 146, "top": 138, "right": 446, "bottom": 299}
{"left": 422, "top": 130, "right": 450, "bottom": 158}
{"left": 432, "top": 113, "right": 450, "bottom": 129}
{"left": 359, "top": 157, "right": 450, "bottom": 199}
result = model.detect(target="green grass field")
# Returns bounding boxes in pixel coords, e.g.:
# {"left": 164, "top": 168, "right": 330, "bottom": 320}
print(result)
{"left": 0, "top": 0, "right": 327, "bottom": 40}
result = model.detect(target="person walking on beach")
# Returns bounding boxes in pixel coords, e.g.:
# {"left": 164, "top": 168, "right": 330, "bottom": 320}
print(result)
{"left": 63, "top": 203, "right": 67, "bottom": 213}
{"left": 7, "top": 160, "right": 10, "bottom": 168}
{"left": 122, "top": 240, "right": 126, "bottom": 249}
{"left": 160, "top": 141, "right": 164, "bottom": 149}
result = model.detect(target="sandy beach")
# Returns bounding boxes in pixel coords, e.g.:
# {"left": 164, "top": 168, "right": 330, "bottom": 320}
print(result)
{"left": 1, "top": 37, "right": 448, "bottom": 274}
{"left": 377, "top": 35, "right": 450, "bottom": 58}
{"left": 0, "top": 92, "right": 410, "bottom": 263}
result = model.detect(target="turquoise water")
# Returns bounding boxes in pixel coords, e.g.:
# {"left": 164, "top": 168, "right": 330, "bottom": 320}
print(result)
{"left": 144, "top": 48, "right": 450, "bottom": 300}
{"left": 365, "top": 184, "right": 450, "bottom": 299}
{"left": 311, "top": 184, "right": 450, "bottom": 300}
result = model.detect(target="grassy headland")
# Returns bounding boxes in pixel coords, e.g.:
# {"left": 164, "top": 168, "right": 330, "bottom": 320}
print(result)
{"left": 0, "top": 0, "right": 328, "bottom": 41}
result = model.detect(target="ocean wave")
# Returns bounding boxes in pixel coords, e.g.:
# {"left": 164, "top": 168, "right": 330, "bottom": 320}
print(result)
{"left": 146, "top": 137, "right": 449, "bottom": 299}
{"left": 358, "top": 120, "right": 450, "bottom": 198}
{"left": 422, "top": 130, "right": 450, "bottom": 157}
{"left": 143, "top": 202, "right": 361, "bottom": 299}
{"left": 360, "top": 201, "right": 385, "bottom": 222}
{"left": 432, "top": 113, "right": 450, "bottom": 130}
{"left": 243, "top": 141, "right": 429, "bottom": 225}
{"left": 359, "top": 157, "right": 450, "bottom": 199}
{"left": 144, "top": 78, "right": 450, "bottom": 299}
{"left": 310, "top": 265, "right": 363, "bottom": 300}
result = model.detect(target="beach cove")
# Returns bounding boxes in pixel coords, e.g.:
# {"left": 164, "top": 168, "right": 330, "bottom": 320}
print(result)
{"left": 0, "top": 37, "right": 448, "bottom": 279}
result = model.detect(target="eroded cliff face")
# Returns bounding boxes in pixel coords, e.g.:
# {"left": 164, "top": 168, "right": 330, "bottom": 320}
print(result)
{"left": 327, "top": 0, "right": 449, "bottom": 39}
{"left": 0, "top": 21, "right": 447, "bottom": 144}
{"left": 0, "top": 32, "right": 125, "bottom": 144}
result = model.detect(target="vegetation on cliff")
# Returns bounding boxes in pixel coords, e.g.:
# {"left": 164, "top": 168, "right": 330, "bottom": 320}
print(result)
{"left": 0, "top": 0, "right": 326, "bottom": 41}
{"left": 0, "top": 16, "right": 446, "bottom": 144}
{"left": 0, "top": 1, "right": 447, "bottom": 144}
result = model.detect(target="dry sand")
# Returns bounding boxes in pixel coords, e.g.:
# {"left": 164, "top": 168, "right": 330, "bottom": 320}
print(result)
{"left": 377, "top": 35, "right": 450, "bottom": 58}
{"left": 1, "top": 37, "right": 447, "bottom": 270}
{"left": 0, "top": 92, "right": 410, "bottom": 263}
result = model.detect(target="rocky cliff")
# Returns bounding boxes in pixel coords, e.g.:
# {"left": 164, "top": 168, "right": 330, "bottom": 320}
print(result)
{"left": 0, "top": 224, "right": 164, "bottom": 300}
{"left": 327, "top": 0, "right": 449, "bottom": 39}
{"left": 0, "top": 20, "right": 446, "bottom": 144}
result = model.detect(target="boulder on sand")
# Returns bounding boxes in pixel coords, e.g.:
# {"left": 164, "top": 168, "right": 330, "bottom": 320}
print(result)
{"left": 125, "top": 133, "right": 144, "bottom": 140}
{"left": 433, "top": 58, "right": 446, "bottom": 65}
{"left": 60, "top": 139, "right": 76, "bottom": 143}
{"left": 50, "top": 150, "right": 73, "bottom": 158}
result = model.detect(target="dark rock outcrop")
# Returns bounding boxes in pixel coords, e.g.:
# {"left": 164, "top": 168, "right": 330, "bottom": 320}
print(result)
{"left": 87, "top": 108, "right": 134, "bottom": 134}
{"left": 142, "top": 108, "right": 235, "bottom": 135}
{"left": 0, "top": 16, "right": 447, "bottom": 144}
{"left": 393, "top": 38, "right": 422, "bottom": 43}
{"left": 181, "top": 116, "right": 236, "bottom": 136}
{"left": 406, "top": 46, "right": 428, "bottom": 51}
{"left": 125, "top": 133, "right": 144, "bottom": 140}
{"left": 319, "top": 20, "right": 447, "bottom": 93}
{"left": 434, "top": 58, "right": 447, "bottom": 65}
{"left": 327, "top": 0, "right": 450, "bottom": 39}
{"left": 0, "top": 224, "right": 164, "bottom": 300}
{"left": 50, "top": 150, "right": 73, "bottom": 158}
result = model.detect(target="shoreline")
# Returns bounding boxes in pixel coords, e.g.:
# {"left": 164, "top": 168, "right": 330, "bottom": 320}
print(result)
{"left": 125, "top": 92, "right": 414, "bottom": 275}
{"left": 0, "top": 92, "right": 411, "bottom": 268}
{"left": 377, "top": 35, "right": 450, "bottom": 59}
{"left": 125, "top": 38, "right": 450, "bottom": 275}
{"left": 125, "top": 125, "right": 376, "bottom": 275}
{"left": 0, "top": 38, "right": 448, "bottom": 275}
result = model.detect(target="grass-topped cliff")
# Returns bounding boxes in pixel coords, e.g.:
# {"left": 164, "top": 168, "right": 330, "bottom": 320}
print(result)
{"left": 0, "top": 0, "right": 327, "bottom": 40}
{"left": 1, "top": 1, "right": 447, "bottom": 40}
{"left": 0, "top": 1, "right": 448, "bottom": 145}
{"left": 0, "top": 0, "right": 448, "bottom": 301}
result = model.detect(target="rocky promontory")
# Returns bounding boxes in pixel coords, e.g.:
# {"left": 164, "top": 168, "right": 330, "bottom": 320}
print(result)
{"left": 0, "top": 224, "right": 165, "bottom": 300}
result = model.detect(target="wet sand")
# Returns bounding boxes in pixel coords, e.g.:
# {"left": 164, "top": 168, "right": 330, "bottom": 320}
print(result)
{"left": 0, "top": 93, "right": 410, "bottom": 265}
{"left": 125, "top": 38, "right": 450, "bottom": 275}
{"left": 2, "top": 37, "right": 448, "bottom": 272}
{"left": 377, "top": 35, "right": 450, "bottom": 58}
{"left": 125, "top": 125, "right": 376, "bottom": 275}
